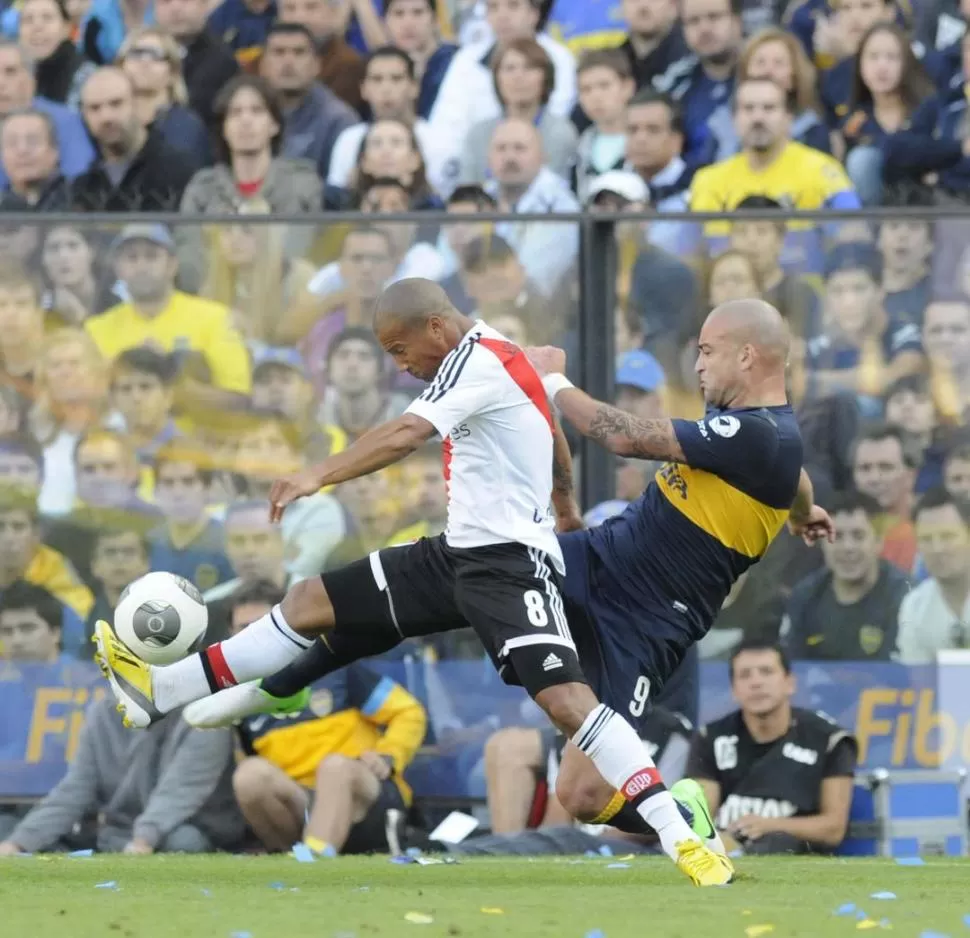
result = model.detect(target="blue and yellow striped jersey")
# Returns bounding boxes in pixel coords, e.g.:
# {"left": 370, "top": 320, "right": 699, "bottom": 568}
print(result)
{"left": 585, "top": 405, "right": 803, "bottom": 632}
{"left": 236, "top": 664, "right": 426, "bottom": 803}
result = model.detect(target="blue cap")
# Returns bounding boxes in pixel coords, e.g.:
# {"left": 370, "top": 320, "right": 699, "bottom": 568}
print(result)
{"left": 110, "top": 223, "right": 175, "bottom": 254}
{"left": 252, "top": 345, "right": 308, "bottom": 378}
{"left": 616, "top": 350, "right": 665, "bottom": 393}
{"left": 824, "top": 241, "right": 882, "bottom": 282}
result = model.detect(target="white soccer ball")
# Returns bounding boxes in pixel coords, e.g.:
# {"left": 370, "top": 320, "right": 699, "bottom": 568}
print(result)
{"left": 114, "top": 571, "right": 209, "bottom": 665}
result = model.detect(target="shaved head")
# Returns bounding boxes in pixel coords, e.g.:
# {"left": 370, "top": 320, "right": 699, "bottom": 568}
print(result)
{"left": 695, "top": 299, "right": 790, "bottom": 408}
{"left": 373, "top": 277, "right": 455, "bottom": 331}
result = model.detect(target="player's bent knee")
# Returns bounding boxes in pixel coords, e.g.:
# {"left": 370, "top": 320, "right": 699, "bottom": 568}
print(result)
{"left": 233, "top": 757, "right": 279, "bottom": 802}
{"left": 280, "top": 576, "right": 336, "bottom": 635}
{"left": 484, "top": 727, "right": 543, "bottom": 772}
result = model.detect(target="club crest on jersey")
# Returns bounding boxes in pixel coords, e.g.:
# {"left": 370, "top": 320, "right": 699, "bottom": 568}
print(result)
{"left": 858, "top": 625, "right": 884, "bottom": 655}
{"left": 708, "top": 415, "right": 740, "bottom": 438}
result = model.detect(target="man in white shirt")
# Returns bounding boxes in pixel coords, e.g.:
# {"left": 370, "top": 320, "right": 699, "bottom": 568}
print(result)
{"left": 896, "top": 488, "right": 970, "bottom": 663}
{"left": 327, "top": 47, "right": 456, "bottom": 197}
{"left": 483, "top": 119, "right": 580, "bottom": 298}
{"left": 429, "top": 0, "right": 576, "bottom": 153}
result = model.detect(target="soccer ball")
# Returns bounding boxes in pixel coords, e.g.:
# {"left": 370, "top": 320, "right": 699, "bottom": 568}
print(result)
{"left": 114, "top": 571, "right": 209, "bottom": 666}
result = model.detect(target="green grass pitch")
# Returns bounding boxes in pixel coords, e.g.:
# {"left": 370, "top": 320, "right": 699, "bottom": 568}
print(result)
{"left": 1, "top": 855, "right": 967, "bottom": 938}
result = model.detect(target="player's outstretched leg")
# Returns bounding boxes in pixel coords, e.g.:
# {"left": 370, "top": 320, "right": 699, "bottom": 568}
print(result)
{"left": 95, "top": 572, "right": 394, "bottom": 729}
{"left": 533, "top": 680, "right": 733, "bottom": 886}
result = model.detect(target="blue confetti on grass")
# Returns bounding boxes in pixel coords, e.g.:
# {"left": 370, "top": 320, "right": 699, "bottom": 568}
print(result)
{"left": 856, "top": 909, "right": 868, "bottom": 920}
{"left": 230, "top": 932, "right": 253, "bottom": 938}
{"left": 95, "top": 881, "right": 118, "bottom": 890}
{"left": 835, "top": 904, "right": 857, "bottom": 916}
{"left": 918, "top": 931, "right": 950, "bottom": 938}
{"left": 291, "top": 843, "right": 315, "bottom": 863}
{"left": 962, "top": 914, "right": 970, "bottom": 928}
{"left": 269, "top": 882, "right": 285, "bottom": 891}
{"left": 585, "top": 931, "right": 606, "bottom": 938}
{"left": 870, "top": 892, "right": 896, "bottom": 900}
{"left": 598, "top": 845, "right": 613, "bottom": 857}
{"left": 390, "top": 855, "right": 415, "bottom": 864}
{"left": 69, "top": 849, "right": 93, "bottom": 858}
{"left": 896, "top": 857, "right": 926, "bottom": 866}
{"left": 606, "top": 863, "right": 630, "bottom": 869}
{"left": 201, "top": 889, "right": 212, "bottom": 898}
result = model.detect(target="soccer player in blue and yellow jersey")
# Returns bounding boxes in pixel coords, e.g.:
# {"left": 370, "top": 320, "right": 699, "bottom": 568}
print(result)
{"left": 227, "top": 581, "right": 427, "bottom": 856}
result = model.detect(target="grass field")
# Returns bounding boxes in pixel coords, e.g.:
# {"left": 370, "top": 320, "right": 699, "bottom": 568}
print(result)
{"left": 1, "top": 855, "right": 967, "bottom": 938}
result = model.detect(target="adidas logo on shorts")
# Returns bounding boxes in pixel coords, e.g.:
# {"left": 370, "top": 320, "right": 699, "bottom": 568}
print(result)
{"left": 542, "top": 652, "right": 562, "bottom": 671}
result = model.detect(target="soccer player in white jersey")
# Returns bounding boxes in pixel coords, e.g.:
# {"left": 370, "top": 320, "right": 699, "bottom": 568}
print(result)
{"left": 93, "top": 278, "right": 733, "bottom": 885}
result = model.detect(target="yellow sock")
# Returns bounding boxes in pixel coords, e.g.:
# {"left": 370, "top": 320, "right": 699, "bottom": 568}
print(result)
{"left": 304, "top": 836, "right": 335, "bottom": 856}
{"left": 589, "top": 790, "right": 626, "bottom": 825}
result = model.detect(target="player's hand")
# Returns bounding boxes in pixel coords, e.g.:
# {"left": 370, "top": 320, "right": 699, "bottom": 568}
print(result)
{"left": 0, "top": 841, "right": 23, "bottom": 856}
{"left": 359, "top": 751, "right": 392, "bottom": 780}
{"left": 269, "top": 468, "right": 324, "bottom": 523}
{"left": 788, "top": 504, "right": 836, "bottom": 545}
{"left": 123, "top": 838, "right": 154, "bottom": 855}
{"left": 525, "top": 345, "right": 567, "bottom": 377}
{"left": 729, "top": 814, "right": 775, "bottom": 842}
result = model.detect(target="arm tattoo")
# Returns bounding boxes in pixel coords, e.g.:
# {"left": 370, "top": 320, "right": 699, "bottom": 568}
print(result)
{"left": 552, "top": 450, "right": 574, "bottom": 497}
{"left": 587, "top": 405, "right": 683, "bottom": 461}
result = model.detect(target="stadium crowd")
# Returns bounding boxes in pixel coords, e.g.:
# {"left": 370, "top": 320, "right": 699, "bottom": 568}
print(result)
{"left": 0, "top": 0, "right": 969, "bottom": 859}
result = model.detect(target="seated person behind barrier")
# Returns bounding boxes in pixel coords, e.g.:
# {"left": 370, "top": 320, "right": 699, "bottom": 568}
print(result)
{"left": 228, "top": 581, "right": 427, "bottom": 856}
{"left": 686, "top": 639, "right": 857, "bottom": 855}
{"left": 0, "top": 697, "right": 243, "bottom": 855}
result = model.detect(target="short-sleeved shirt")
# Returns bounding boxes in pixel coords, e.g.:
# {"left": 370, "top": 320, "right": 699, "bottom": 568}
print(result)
{"left": 85, "top": 291, "right": 252, "bottom": 394}
{"left": 404, "top": 323, "right": 562, "bottom": 570}
{"left": 805, "top": 320, "right": 922, "bottom": 373}
{"left": 584, "top": 405, "right": 803, "bottom": 634}
{"left": 781, "top": 560, "right": 910, "bottom": 660}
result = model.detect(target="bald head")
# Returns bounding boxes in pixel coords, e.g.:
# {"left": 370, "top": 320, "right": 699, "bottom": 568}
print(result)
{"left": 373, "top": 278, "right": 455, "bottom": 331}
{"left": 705, "top": 299, "right": 790, "bottom": 365}
{"left": 81, "top": 67, "right": 141, "bottom": 156}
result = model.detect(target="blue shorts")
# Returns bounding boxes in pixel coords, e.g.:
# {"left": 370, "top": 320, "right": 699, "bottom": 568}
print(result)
{"left": 558, "top": 531, "right": 700, "bottom": 730}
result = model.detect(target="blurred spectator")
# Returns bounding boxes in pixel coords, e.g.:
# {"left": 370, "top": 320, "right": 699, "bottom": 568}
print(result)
{"left": 201, "top": 220, "right": 316, "bottom": 347}
{"left": 207, "top": 0, "right": 277, "bottom": 68}
{"left": 181, "top": 74, "right": 322, "bottom": 239}
{"left": 383, "top": 0, "right": 458, "bottom": 119}
{"left": 260, "top": 22, "right": 357, "bottom": 181}
{"left": 0, "top": 581, "right": 63, "bottom": 662}
{"left": 330, "top": 471, "right": 398, "bottom": 559}
{"left": 686, "top": 639, "right": 856, "bottom": 855}
{"left": 154, "top": 0, "right": 239, "bottom": 125}
{"left": 840, "top": 25, "right": 936, "bottom": 205}
{"left": 852, "top": 422, "right": 918, "bottom": 574}
{"left": 276, "top": 0, "right": 365, "bottom": 110}
{"left": 943, "top": 439, "right": 970, "bottom": 500}
{"left": 884, "top": 30, "right": 970, "bottom": 198}
{"left": 387, "top": 442, "right": 447, "bottom": 542}
{"left": 329, "top": 47, "right": 454, "bottom": 197}
{"left": 483, "top": 118, "right": 579, "bottom": 297}
{"left": 87, "top": 526, "right": 151, "bottom": 633}
{"left": 227, "top": 580, "right": 426, "bottom": 856}
{"left": 0, "top": 41, "right": 94, "bottom": 186}
{"left": 151, "top": 446, "right": 234, "bottom": 591}
{"left": 896, "top": 487, "right": 970, "bottom": 660}
{"left": 573, "top": 50, "right": 636, "bottom": 199}
{"left": 884, "top": 374, "right": 945, "bottom": 492}
{"left": 29, "top": 329, "right": 110, "bottom": 517}
{"left": 108, "top": 348, "right": 180, "bottom": 463}
{"left": 307, "top": 179, "right": 446, "bottom": 299}
{"left": 80, "top": 0, "right": 153, "bottom": 64}
{"left": 429, "top": 0, "right": 577, "bottom": 147}
{"left": 876, "top": 190, "right": 933, "bottom": 323}
{"left": 19, "top": 0, "right": 95, "bottom": 107}
{"left": 319, "top": 326, "right": 410, "bottom": 439}
{"left": 782, "top": 489, "right": 907, "bottom": 660}
{"left": 0, "top": 108, "right": 67, "bottom": 210}
{"left": 85, "top": 223, "right": 253, "bottom": 412}
{"left": 0, "top": 387, "right": 25, "bottom": 434}
{"left": 234, "top": 415, "right": 347, "bottom": 576}
{"left": 0, "top": 435, "right": 42, "bottom": 490}
{"left": 0, "top": 698, "right": 242, "bottom": 855}
{"left": 624, "top": 89, "right": 690, "bottom": 212}
{"left": 117, "top": 27, "right": 212, "bottom": 170}
{"left": 737, "top": 27, "right": 829, "bottom": 155}
{"left": 40, "top": 225, "right": 114, "bottom": 323}
{"left": 250, "top": 346, "right": 342, "bottom": 462}
{"left": 72, "top": 67, "right": 196, "bottom": 210}
{"left": 805, "top": 241, "right": 922, "bottom": 404}
{"left": 924, "top": 299, "right": 970, "bottom": 423}
{"left": 0, "top": 259, "right": 47, "bottom": 401}
{"left": 460, "top": 235, "right": 551, "bottom": 338}
{"left": 728, "top": 195, "right": 819, "bottom": 337}
{"left": 460, "top": 39, "right": 578, "bottom": 184}
{"left": 345, "top": 117, "right": 443, "bottom": 209}
{"left": 662, "top": 0, "right": 742, "bottom": 165}
{"left": 615, "top": 348, "right": 666, "bottom": 420}
{"left": 0, "top": 491, "right": 93, "bottom": 655}
{"left": 689, "top": 78, "right": 860, "bottom": 269}
{"left": 292, "top": 226, "right": 396, "bottom": 383}
{"left": 438, "top": 183, "right": 497, "bottom": 311}
{"left": 616, "top": 0, "right": 691, "bottom": 91}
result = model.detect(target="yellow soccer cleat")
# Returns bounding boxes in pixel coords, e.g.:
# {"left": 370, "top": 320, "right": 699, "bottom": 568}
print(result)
{"left": 92, "top": 620, "right": 161, "bottom": 729}
{"left": 674, "top": 839, "right": 735, "bottom": 886}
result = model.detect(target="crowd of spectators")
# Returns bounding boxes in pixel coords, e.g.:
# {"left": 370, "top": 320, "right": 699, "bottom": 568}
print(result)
{"left": 0, "top": 0, "right": 969, "bottom": 858}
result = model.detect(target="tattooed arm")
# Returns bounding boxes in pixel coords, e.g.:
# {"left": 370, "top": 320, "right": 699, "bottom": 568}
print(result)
{"left": 551, "top": 415, "right": 584, "bottom": 530}
{"left": 555, "top": 387, "right": 686, "bottom": 462}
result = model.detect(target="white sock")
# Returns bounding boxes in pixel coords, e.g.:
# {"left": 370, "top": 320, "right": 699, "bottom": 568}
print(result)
{"left": 153, "top": 605, "right": 312, "bottom": 712}
{"left": 573, "top": 704, "right": 698, "bottom": 861}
